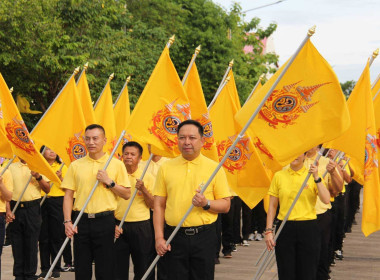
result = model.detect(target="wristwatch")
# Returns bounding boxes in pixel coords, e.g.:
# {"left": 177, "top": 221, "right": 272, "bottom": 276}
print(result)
{"left": 106, "top": 181, "right": 116, "bottom": 189}
{"left": 202, "top": 200, "right": 211, "bottom": 210}
{"left": 314, "top": 177, "right": 322, "bottom": 183}
{"left": 36, "top": 175, "right": 43, "bottom": 181}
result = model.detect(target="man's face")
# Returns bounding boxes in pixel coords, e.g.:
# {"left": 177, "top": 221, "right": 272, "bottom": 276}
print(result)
{"left": 328, "top": 149, "right": 337, "bottom": 159}
{"left": 306, "top": 146, "right": 318, "bottom": 157}
{"left": 122, "top": 146, "right": 141, "bottom": 168}
{"left": 290, "top": 153, "right": 306, "bottom": 168}
{"left": 84, "top": 128, "right": 106, "bottom": 154}
{"left": 177, "top": 124, "right": 204, "bottom": 160}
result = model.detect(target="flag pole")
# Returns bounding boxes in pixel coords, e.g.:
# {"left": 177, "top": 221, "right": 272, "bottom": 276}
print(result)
{"left": 322, "top": 151, "right": 342, "bottom": 178}
{"left": 94, "top": 73, "right": 114, "bottom": 109}
{"left": 373, "top": 88, "right": 380, "bottom": 101}
{"left": 342, "top": 157, "right": 350, "bottom": 169}
{"left": 253, "top": 147, "right": 325, "bottom": 280}
{"left": 44, "top": 130, "right": 126, "bottom": 280}
{"left": 113, "top": 76, "right": 131, "bottom": 109}
{"left": 166, "top": 35, "right": 175, "bottom": 48}
{"left": 207, "top": 76, "right": 231, "bottom": 110}
{"left": 369, "top": 48, "right": 379, "bottom": 67}
{"left": 243, "top": 74, "right": 265, "bottom": 106}
{"left": 372, "top": 73, "right": 380, "bottom": 90}
{"left": 208, "top": 59, "right": 234, "bottom": 107}
{"left": 141, "top": 25, "right": 317, "bottom": 280}
{"left": 0, "top": 155, "right": 16, "bottom": 176}
{"left": 76, "top": 62, "right": 89, "bottom": 86}
{"left": 114, "top": 153, "right": 154, "bottom": 242}
{"left": 31, "top": 67, "right": 80, "bottom": 134}
{"left": 40, "top": 163, "right": 65, "bottom": 206}
{"left": 181, "top": 45, "right": 201, "bottom": 85}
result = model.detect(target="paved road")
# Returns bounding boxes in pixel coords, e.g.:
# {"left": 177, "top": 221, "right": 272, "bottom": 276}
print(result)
{"left": 3, "top": 196, "right": 380, "bottom": 279}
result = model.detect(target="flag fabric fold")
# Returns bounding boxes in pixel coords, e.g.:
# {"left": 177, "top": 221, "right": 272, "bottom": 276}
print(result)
{"left": 235, "top": 40, "right": 350, "bottom": 165}
{"left": 0, "top": 73, "right": 60, "bottom": 183}
{"left": 31, "top": 75, "right": 87, "bottom": 167}
{"left": 94, "top": 80, "right": 117, "bottom": 154}
{"left": 126, "top": 46, "right": 190, "bottom": 158}
{"left": 76, "top": 70, "right": 96, "bottom": 126}
{"left": 210, "top": 71, "right": 271, "bottom": 208}
{"left": 183, "top": 60, "right": 218, "bottom": 161}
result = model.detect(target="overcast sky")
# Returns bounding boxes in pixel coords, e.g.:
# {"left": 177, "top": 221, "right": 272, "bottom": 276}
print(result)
{"left": 214, "top": 0, "right": 380, "bottom": 83}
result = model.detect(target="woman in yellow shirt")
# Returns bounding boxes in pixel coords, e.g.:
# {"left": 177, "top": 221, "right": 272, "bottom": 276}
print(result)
{"left": 38, "top": 146, "right": 69, "bottom": 279}
{"left": 265, "top": 153, "right": 330, "bottom": 280}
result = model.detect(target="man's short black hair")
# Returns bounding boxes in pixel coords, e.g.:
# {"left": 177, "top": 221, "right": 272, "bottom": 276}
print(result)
{"left": 122, "top": 141, "right": 143, "bottom": 156}
{"left": 85, "top": 124, "right": 106, "bottom": 136}
{"left": 177, "top": 120, "right": 203, "bottom": 137}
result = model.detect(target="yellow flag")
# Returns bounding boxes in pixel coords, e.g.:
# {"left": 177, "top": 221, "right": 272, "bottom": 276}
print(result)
{"left": 126, "top": 46, "right": 190, "bottom": 158}
{"left": 210, "top": 71, "right": 271, "bottom": 208}
{"left": 0, "top": 96, "right": 14, "bottom": 158}
{"left": 114, "top": 79, "right": 131, "bottom": 142}
{"left": 0, "top": 73, "right": 60, "bottom": 183}
{"left": 31, "top": 75, "right": 87, "bottom": 166}
{"left": 16, "top": 95, "right": 42, "bottom": 114}
{"left": 76, "top": 70, "right": 96, "bottom": 125}
{"left": 94, "top": 79, "right": 117, "bottom": 154}
{"left": 372, "top": 75, "right": 380, "bottom": 97}
{"left": 327, "top": 62, "right": 380, "bottom": 236}
{"left": 235, "top": 40, "right": 350, "bottom": 165}
{"left": 183, "top": 60, "right": 218, "bottom": 161}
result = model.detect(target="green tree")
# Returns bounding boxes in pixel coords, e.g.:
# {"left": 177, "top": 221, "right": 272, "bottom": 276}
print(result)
{"left": 340, "top": 80, "right": 356, "bottom": 99}
{"left": 0, "top": 0, "right": 278, "bottom": 129}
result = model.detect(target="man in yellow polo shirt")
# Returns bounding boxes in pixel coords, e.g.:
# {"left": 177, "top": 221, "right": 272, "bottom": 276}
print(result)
{"left": 7, "top": 158, "right": 50, "bottom": 280}
{"left": 154, "top": 120, "right": 231, "bottom": 280}
{"left": 0, "top": 166, "right": 13, "bottom": 279}
{"left": 61, "top": 124, "right": 130, "bottom": 280}
{"left": 114, "top": 141, "right": 156, "bottom": 280}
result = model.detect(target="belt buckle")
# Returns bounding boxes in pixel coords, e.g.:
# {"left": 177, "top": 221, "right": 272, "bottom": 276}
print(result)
{"left": 20, "top": 203, "right": 24, "bottom": 208}
{"left": 184, "top": 228, "right": 196, "bottom": 236}
{"left": 88, "top": 213, "right": 95, "bottom": 218}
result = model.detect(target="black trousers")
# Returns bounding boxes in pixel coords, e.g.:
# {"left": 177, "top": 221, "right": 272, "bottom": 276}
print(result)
{"left": 331, "top": 194, "right": 345, "bottom": 252}
{"left": 222, "top": 197, "right": 238, "bottom": 254}
{"left": 232, "top": 197, "right": 242, "bottom": 244}
{"left": 0, "top": 214, "right": 5, "bottom": 279}
{"left": 73, "top": 213, "right": 115, "bottom": 280}
{"left": 163, "top": 223, "right": 216, "bottom": 280}
{"left": 39, "top": 196, "right": 65, "bottom": 272}
{"left": 215, "top": 214, "right": 222, "bottom": 258}
{"left": 114, "top": 219, "right": 155, "bottom": 280}
{"left": 252, "top": 200, "right": 266, "bottom": 234}
{"left": 10, "top": 200, "right": 41, "bottom": 280}
{"left": 242, "top": 201, "right": 252, "bottom": 240}
{"left": 345, "top": 180, "right": 362, "bottom": 231}
{"left": 316, "top": 210, "right": 332, "bottom": 280}
{"left": 275, "top": 220, "right": 320, "bottom": 280}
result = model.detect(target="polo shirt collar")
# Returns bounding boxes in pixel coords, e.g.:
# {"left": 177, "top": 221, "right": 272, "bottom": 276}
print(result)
{"left": 179, "top": 154, "right": 202, "bottom": 165}
{"left": 287, "top": 165, "right": 306, "bottom": 176}
{"left": 128, "top": 166, "right": 142, "bottom": 178}
{"left": 86, "top": 153, "right": 109, "bottom": 163}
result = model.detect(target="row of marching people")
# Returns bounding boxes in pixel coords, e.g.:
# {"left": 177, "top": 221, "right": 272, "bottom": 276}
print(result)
{"left": 264, "top": 145, "right": 362, "bottom": 280}
{"left": 2, "top": 120, "right": 233, "bottom": 280}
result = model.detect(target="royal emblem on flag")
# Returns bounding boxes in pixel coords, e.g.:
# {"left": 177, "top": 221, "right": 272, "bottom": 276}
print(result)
{"left": 66, "top": 131, "right": 87, "bottom": 162}
{"left": 5, "top": 117, "right": 36, "bottom": 155}
{"left": 364, "top": 132, "right": 378, "bottom": 180}
{"left": 217, "top": 135, "right": 252, "bottom": 173}
{"left": 198, "top": 113, "right": 215, "bottom": 150}
{"left": 259, "top": 81, "right": 330, "bottom": 128}
{"left": 150, "top": 99, "right": 191, "bottom": 150}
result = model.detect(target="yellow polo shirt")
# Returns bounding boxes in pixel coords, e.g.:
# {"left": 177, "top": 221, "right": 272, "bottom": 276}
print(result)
{"left": 41, "top": 162, "right": 67, "bottom": 197}
{"left": 154, "top": 154, "right": 230, "bottom": 227}
{"left": 0, "top": 167, "right": 13, "bottom": 212}
{"left": 115, "top": 166, "right": 155, "bottom": 222}
{"left": 141, "top": 157, "right": 169, "bottom": 180}
{"left": 268, "top": 166, "right": 319, "bottom": 221}
{"left": 305, "top": 155, "right": 332, "bottom": 215}
{"left": 61, "top": 153, "right": 130, "bottom": 214}
{"left": 9, "top": 162, "right": 48, "bottom": 202}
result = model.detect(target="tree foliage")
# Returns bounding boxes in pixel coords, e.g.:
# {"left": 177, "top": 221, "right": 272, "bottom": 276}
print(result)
{"left": 340, "top": 80, "right": 356, "bottom": 99}
{"left": 0, "top": 0, "right": 278, "bottom": 129}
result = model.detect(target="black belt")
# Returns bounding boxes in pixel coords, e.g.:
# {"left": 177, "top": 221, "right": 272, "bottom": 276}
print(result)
{"left": 11, "top": 199, "right": 41, "bottom": 209}
{"left": 74, "top": 210, "right": 114, "bottom": 219}
{"left": 165, "top": 223, "right": 215, "bottom": 236}
{"left": 0, "top": 212, "right": 5, "bottom": 217}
